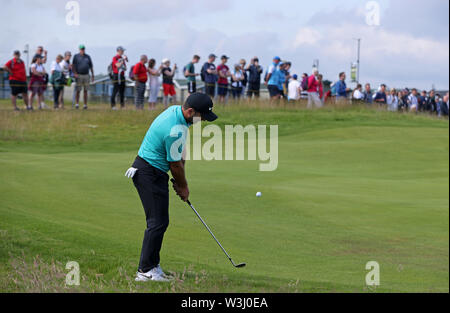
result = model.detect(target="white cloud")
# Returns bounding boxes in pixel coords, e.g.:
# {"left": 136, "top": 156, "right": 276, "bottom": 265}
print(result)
{"left": 0, "top": 0, "right": 448, "bottom": 90}
{"left": 292, "top": 28, "right": 322, "bottom": 48}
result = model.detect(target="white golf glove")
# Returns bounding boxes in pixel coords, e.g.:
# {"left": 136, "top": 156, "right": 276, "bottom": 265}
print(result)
{"left": 125, "top": 167, "right": 138, "bottom": 178}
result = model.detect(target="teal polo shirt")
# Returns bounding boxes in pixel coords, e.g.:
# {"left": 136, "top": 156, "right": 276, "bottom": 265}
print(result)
{"left": 138, "top": 106, "right": 190, "bottom": 173}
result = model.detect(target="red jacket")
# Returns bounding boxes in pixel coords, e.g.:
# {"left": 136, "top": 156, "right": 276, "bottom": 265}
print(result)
{"left": 307, "top": 75, "right": 318, "bottom": 93}
{"left": 133, "top": 62, "right": 148, "bottom": 83}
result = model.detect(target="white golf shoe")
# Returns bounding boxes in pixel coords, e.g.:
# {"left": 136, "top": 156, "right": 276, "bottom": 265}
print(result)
{"left": 155, "top": 264, "right": 171, "bottom": 278}
{"left": 135, "top": 266, "right": 172, "bottom": 282}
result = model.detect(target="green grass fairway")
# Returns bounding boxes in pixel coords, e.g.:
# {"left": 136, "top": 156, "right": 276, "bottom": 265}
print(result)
{"left": 0, "top": 101, "right": 448, "bottom": 292}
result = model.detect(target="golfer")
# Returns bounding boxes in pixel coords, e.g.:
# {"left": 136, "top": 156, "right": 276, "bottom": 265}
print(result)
{"left": 125, "top": 93, "right": 218, "bottom": 282}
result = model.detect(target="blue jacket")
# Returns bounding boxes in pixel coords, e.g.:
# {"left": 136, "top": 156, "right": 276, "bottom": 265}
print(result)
{"left": 335, "top": 80, "right": 347, "bottom": 97}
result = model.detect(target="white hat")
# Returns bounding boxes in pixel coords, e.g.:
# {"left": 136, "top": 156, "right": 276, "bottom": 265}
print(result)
{"left": 162, "top": 58, "right": 170, "bottom": 64}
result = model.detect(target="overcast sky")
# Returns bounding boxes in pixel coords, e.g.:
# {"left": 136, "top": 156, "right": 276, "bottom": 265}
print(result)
{"left": 1, "top": 0, "right": 449, "bottom": 90}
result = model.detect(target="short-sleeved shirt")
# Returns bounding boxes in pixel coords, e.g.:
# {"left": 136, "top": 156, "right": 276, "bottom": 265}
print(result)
{"left": 133, "top": 62, "right": 148, "bottom": 83}
{"left": 162, "top": 67, "right": 174, "bottom": 85}
{"left": 217, "top": 64, "right": 229, "bottom": 85}
{"left": 5, "top": 58, "right": 26, "bottom": 82}
{"left": 276, "top": 70, "right": 286, "bottom": 91}
{"left": 59, "top": 60, "right": 71, "bottom": 77}
{"left": 203, "top": 62, "right": 217, "bottom": 84}
{"left": 267, "top": 63, "right": 279, "bottom": 86}
{"left": 247, "top": 65, "right": 262, "bottom": 84}
{"left": 138, "top": 105, "right": 190, "bottom": 173}
{"left": 51, "top": 61, "right": 62, "bottom": 73}
{"left": 31, "top": 63, "right": 45, "bottom": 75}
{"left": 72, "top": 53, "right": 93, "bottom": 75}
{"left": 185, "top": 62, "right": 196, "bottom": 82}
{"left": 288, "top": 80, "right": 301, "bottom": 100}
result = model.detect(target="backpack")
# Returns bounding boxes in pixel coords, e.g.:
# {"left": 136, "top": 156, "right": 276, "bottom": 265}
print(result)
{"left": 301, "top": 76, "right": 308, "bottom": 91}
{"left": 330, "top": 83, "right": 337, "bottom": 96}
{"left": 200, "top": 63, "right": 207, "bottom": 82}
{"left": 107, "top": 63, "right": 114, "bottom": 79}
{"left": 129, "top": 65, "right": 135, "bottom": 81}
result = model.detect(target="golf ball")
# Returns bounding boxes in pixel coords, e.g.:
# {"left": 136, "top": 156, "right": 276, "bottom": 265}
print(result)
{"left": 256, "top": 192, "right": 262, "bottom": 197}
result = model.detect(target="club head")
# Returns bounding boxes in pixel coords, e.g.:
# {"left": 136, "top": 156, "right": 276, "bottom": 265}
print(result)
{"left": 234, "top": 263, "right": 246, "bottom": 268}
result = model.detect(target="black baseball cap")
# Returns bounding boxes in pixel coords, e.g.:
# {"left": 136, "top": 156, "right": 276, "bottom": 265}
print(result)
{"left": 221, "top": 55, "right": 230, "bottom": 60}
{"left": 185, "top": 93, "right": 218, "bottom": 122}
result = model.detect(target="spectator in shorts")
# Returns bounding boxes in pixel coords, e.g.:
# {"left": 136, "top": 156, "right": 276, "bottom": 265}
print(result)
{"left": 147, "top": 58, "right": 163, "bottom": 110}
{"left": 133, "top": 55, "right": 148, "bottom": 110}
{"left": 202, "top": 54, "right": 218, "bottom": 98}
{"left": 217, "top": 55, "right": 231, "bottom": 103}
{"left": 287, "top": 74, "right": 301, "bottom": 101}
{"left": 307, "top": 68, "right": 321, "bottom": 108}
{"left": 184, "top": 55, "right": 200, "bottom": 95}
{"left": 28, "top": 55, "right": 46, "bottom": 110}
{"left": 72, "top": 44, "right": 94, "bottom": 110}
{"left": 408, "top": 88, "right": 419, "bottom": 112}
{"left": 50, "top": 54, "right": 65, "bottom": 109}
{"left": 230, "top": 64, "right": 244, "bottom": 100}
{"left": 239, "top": 59, "right": 247, "bottom": 97}
{"left": 245, "top": 57, "right": 263, "bottom": 100}
{"left": 265, "top": 56, "right": 281, "bottom": 102}
{"left": 161, "top": 58, "right": 177, "bottom": 107}
{"left": 111, "top": 46, "right": 128, "bottom": 110}
{"left": 363, "top": 83, "right": 373, "bottom": 105}
{"left": 3, "top": 50, "right": 29, "bottom": 111}
{"left": 374, "top": 84, "right": 387, "bottom": 106}
{"left": 58, "top": 51, "right": 72, "bottom": 109}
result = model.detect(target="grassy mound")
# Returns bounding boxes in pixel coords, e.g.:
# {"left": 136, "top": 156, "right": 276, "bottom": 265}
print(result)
{"left": 0, "top": 100, "right": 448, "bottom": 292}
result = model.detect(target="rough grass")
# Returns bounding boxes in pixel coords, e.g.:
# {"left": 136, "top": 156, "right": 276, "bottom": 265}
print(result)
{"left": 0, "top": 99, "right": 448, "bottom": 293}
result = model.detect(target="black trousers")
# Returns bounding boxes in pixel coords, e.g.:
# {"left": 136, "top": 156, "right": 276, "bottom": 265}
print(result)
{"left": 53, "top": 87, "right": 62, "bottom": 107}
{"left": 111, "top": 74, "right": 126, "bottom": 107}
{"left": 132, "top": 156, "right": 170, "bottom": 272}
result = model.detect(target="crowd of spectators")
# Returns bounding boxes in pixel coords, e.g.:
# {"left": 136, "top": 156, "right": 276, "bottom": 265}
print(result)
{"left": 2, "top": 46, "right": 449, "bottom": 117}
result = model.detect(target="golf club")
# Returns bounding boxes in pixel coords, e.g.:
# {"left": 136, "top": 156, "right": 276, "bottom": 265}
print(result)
{"left": 171, "top": 179, "right": 246, "bottom": 268}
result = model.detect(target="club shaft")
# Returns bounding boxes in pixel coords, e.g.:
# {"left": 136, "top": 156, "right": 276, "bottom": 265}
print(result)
{"left": 187, "top": 200, "right": 234, "bottom": 263}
